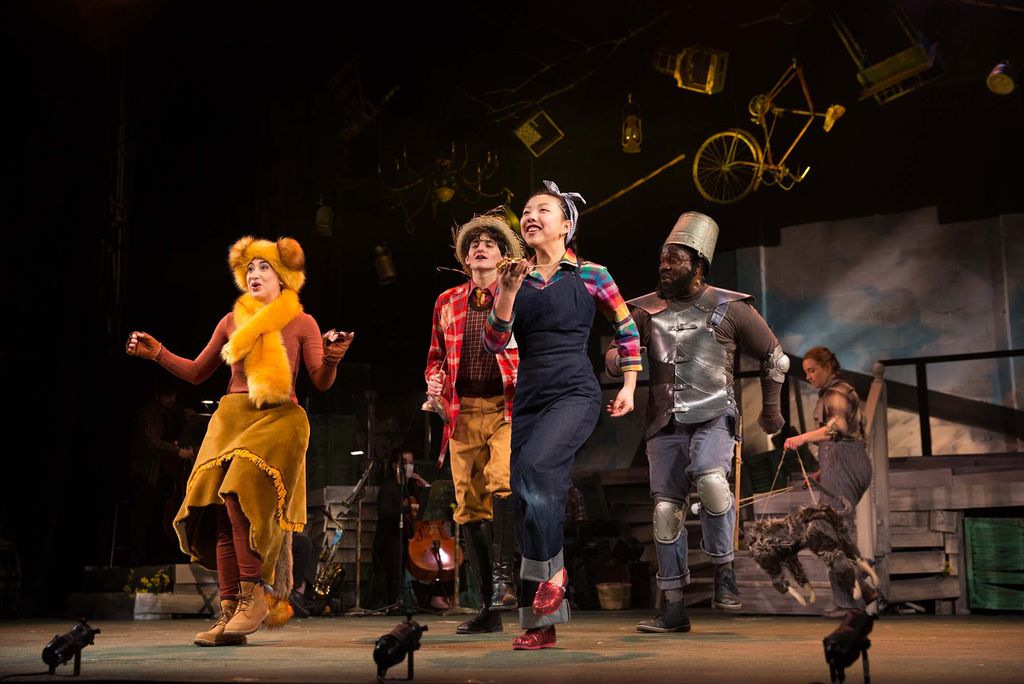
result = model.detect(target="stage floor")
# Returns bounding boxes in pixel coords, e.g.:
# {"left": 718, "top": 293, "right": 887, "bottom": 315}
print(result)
{"left": 2, "top": 609, "right": 1021, "bottom": 683}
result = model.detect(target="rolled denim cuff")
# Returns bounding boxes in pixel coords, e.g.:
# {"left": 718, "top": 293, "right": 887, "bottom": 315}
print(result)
{"left": 702, "top": 541, "right": 735, "bottom": 564}
{"left": 519, "top": 549, "right": 569, "bottom": 627}
{"left": 519, "top": 600, "right": 570, "bottom": 629}
{"left": 520, "top": 549, "right": 564, "bottom": 583}
{"left": 656, "top": 569, "right": 691, "bottom": 590}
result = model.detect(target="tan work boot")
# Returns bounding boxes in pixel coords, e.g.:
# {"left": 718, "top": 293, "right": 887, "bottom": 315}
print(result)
{"left": 194, "top": 599, "right": 247, "bottom": 647}
{"left": 222, "top": 581, "right": 269, "bottom": 638}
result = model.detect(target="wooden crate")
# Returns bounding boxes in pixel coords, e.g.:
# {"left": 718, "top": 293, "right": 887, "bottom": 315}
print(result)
{"left": 888, "top": 575, "right": 961, "bottom": 603}
{"left": 887, "top": 503, "right": 963, "bottom": 610}
{"left": 889, "top": 549, "right": 946, "bottom": 574}
{"left": 134, "top": 592, "right": 218, "bottom": 620}
{"left": 170, "top": 563, "right": 219, "bottom": 616}
{"left": 888, "top": 480, "right": 1024, "bottom": 511}
{"left": 885, "top": 462, "right": 1024, "bottom": 613}
{"left": 890, "top": 526, "right": 944, "bottom": 548}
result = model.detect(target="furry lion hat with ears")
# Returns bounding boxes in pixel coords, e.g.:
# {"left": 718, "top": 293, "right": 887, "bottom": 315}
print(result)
{"left": 228, "top": 236, "right": 306, "bottom": 293}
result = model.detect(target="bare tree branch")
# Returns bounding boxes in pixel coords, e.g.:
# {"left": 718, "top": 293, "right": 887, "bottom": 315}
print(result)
{"left": 463, "top": 5, "right": 689, "bottom": 123}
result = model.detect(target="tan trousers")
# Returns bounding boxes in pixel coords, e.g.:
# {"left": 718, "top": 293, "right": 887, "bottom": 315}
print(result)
{"left": 448, "top": 395, "right": 511, "bottom": 525}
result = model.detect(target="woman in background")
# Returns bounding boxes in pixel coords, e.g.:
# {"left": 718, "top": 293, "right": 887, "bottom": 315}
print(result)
{"left": 784, "top": 346, "right": 873, "bottom": 618}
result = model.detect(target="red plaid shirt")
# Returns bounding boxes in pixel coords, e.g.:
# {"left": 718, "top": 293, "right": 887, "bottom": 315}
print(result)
{"left": 425, "top": 280, "right": 518, "bottom": 464}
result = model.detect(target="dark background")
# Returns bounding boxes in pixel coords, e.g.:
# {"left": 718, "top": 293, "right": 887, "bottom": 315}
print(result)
{"left": 3, "top": 0, "right": 1022, "bottom": 615}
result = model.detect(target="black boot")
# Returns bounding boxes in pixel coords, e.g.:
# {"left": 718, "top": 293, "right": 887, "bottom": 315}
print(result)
{"left": 489, "top": 496, "right": 518, "bottom": 611}
{"left": 456, "top": 605, "right": 502, "bottom": 634}
{"left": 636, "top": 600, "right": 691, "bottom": 633}
{"left": 713, "top": 562, "right": 742, "bottom": 609}
{"left": 456, "top": 521, "right": 503, "bottom": 634}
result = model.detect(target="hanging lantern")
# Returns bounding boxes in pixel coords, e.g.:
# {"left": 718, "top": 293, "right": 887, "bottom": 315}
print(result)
{"left": 373, "top": 243, "right": 397, "bottom": 284}
{"left": 621, "top": 93, "right": 642, "bottom": 154}
{"left": 314, "top": 193, "right": 334, "bottom": 237}
{"left": 432, "top": 156, "right": 456, "bottom": 203}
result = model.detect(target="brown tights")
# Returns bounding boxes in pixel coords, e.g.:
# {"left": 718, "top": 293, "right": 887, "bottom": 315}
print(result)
{"left": 215, "top": 494, "right": 263, "bottom": 599}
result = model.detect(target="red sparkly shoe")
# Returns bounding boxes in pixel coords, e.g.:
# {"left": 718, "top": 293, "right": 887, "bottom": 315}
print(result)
{"left": 512, "top": 626, "right": 557, "bottom": 650}
{"left": 532, "top": 569, "right": 567, "bottom": 615}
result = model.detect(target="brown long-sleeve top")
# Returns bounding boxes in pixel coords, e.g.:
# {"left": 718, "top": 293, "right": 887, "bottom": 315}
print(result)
{"left": 157, "top": 312, "right": 337, "bottom": 402}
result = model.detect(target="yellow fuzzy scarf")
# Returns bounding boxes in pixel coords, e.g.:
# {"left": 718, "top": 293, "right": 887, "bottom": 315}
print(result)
{"left": 220, "top": 290, "right": 303, "bottom": 407}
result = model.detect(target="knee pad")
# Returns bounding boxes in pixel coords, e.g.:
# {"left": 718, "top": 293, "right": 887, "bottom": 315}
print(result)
{"left": 695, "top": 468, "right": 732, "bottom": 516}
{"left": 653, "top": 499, "right": 686, "bottom": 544}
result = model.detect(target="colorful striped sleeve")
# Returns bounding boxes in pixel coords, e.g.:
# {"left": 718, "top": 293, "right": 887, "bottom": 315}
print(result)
{"left": 580, "top": 263, "right": 643, "bottom": 372}
{"left": 483, "top": 309, "right": 514, "bottom": 353}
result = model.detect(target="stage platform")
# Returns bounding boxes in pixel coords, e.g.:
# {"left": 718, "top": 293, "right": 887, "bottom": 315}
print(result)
{"left": 2, "top": 609, "right": 1021, "bottom": 683}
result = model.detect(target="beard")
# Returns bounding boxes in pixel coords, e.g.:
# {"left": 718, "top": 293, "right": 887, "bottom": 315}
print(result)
{"left": 656, "top": 270, "right": 698, "bottom": 300}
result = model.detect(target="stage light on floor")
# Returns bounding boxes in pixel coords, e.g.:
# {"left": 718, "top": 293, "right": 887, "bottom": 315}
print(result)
{"left": 822, "top": 609, "right": 874, "bottom": 684}
{"left": 373, "top": 616, "right": 427, "bottom": 681}
{"left": 42, "top": 619, "right": 101, "bottom": 676}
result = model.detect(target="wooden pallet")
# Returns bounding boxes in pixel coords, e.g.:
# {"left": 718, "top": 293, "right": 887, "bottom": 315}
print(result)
{"left": 885, "top": 462, "right": 1024, "bottom": 614}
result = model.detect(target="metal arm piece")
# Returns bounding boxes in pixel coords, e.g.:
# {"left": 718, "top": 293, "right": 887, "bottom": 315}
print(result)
{"left": 761, "top": 344, "right": 791, "bottom": 384}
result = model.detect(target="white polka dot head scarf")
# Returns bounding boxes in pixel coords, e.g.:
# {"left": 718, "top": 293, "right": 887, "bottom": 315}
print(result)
{"left": 540, "top": 179, "right": 586, "bottom": 243}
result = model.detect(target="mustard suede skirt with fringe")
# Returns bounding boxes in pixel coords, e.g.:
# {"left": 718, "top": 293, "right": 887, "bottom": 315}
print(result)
{"left": 173, "top": 393, "right": 309, "bottom": 589}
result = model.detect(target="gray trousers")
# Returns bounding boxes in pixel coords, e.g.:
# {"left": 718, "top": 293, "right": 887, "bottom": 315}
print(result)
{"left": 818, "top": 440, "right": 872, "bottom": 609}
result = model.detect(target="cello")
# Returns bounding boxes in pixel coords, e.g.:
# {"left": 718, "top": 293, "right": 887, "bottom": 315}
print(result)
{"left": 404, "top": 486, "right": 460, "bottom": 585}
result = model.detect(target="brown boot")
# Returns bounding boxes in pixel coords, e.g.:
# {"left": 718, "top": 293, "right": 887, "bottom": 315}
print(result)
{"left": 194, "top": 599, "right": 248, "bottom": 647}
{"left": 222, "top": 581, "right": 270, "bottom": 638}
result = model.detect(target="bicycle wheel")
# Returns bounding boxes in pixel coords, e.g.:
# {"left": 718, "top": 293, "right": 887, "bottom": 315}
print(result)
{"left": 692, "top": 129, "right": 763, "bottom": 204}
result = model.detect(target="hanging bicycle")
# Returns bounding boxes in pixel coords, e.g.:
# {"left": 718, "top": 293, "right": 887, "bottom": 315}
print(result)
{"left": 692, "top": 60, "right": 846, "bottom": 204}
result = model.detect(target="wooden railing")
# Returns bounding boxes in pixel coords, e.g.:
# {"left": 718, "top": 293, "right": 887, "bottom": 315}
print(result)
{"left": 857, "top": 351, "right": 1022, "bottom": 598}
{"left": 878, "top": 349, "right": 1024, "bottom": 456}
